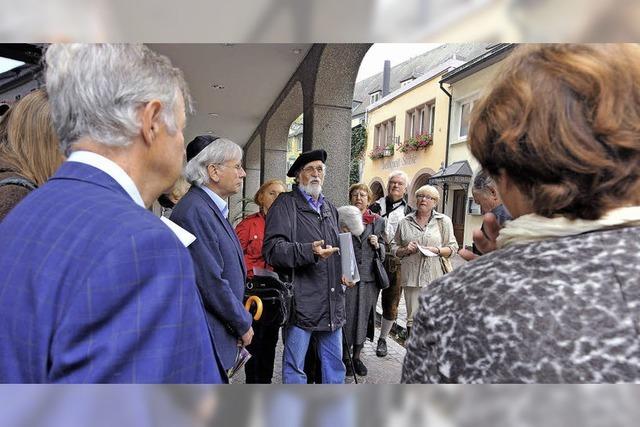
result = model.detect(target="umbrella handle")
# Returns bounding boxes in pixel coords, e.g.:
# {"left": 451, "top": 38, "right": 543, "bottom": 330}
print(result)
{"left": 244, "top": 295, "right": 263, "bottom": 321}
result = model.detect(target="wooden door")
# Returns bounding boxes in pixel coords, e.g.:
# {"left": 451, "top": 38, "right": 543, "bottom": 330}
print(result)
{"left": 451, "top": 189, "right": 466, "bottom": 246}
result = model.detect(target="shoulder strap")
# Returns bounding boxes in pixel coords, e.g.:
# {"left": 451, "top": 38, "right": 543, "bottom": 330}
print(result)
{"left": 288, "top": 194, "right": 298, "bottom": 284}
{"left": 0, "top": 177, "right": 37, "bottom": 191}
{"left": 436, "top": 216, "right": 445, "bottom": 245}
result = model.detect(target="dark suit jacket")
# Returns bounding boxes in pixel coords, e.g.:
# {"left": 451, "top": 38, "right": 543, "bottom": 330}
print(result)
{"left": 171, "top": 186, "right": 252, "bottom": 375}
{"left": 0, "top": 161, "right": 221, "bottom": 383}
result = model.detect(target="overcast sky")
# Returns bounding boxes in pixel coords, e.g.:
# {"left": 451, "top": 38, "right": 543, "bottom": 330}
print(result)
{"left": 356, "top": 43, "right": 442, "bottom": 82}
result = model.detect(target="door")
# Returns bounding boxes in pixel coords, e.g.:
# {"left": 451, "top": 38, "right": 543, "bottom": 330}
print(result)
{"left": 451, "top": 189, "right": 466, "bottom": 246}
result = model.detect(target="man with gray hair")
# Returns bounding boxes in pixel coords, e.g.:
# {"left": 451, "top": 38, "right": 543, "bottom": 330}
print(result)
{"left": 369, "top": 169, "right": 413, "bottom": 357}
{"left": 458, "top": 169, "right": 512, "bottom": 260}
{"left": 170, "top": 135, "right": 254, "bottom": 383}
{"left": 263, "top": 149, "right": 345, "bottom": 383}
{"left": 0, "top": 44, "right": 220, "bottom": 382}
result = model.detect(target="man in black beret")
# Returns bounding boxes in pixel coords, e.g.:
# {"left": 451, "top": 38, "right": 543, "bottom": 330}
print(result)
{"left": 263, "top": 149, "right": 347, "bottom": 383}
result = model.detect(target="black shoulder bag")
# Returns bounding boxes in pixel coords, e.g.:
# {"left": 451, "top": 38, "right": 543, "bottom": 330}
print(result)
{"left": 243, "top": 195, "right": 295, "bottom": 327}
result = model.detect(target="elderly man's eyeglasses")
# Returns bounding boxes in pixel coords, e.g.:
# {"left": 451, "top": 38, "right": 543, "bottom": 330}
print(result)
{"left": 302, "top": 165, "right": 325, "bottom": 174}
{"left": 389, "top": 180, "right": 405, "bottom": 187}
{"left": 416, "top": 194, "right": 436, "bottom": 201}
{"left": 214, "top": 163, "right": 244, "bottom": 172}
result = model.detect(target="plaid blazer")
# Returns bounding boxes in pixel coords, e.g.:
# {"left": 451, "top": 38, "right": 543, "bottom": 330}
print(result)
{"left": 0, "top": 161, "right": 221, "bottom": 383}
{"left": 171, "top": 186, "right": 252, "bottom": 375}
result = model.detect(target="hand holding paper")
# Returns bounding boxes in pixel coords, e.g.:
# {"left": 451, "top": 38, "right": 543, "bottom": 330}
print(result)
{"left": 417, "top": 244, "right": 439, "bottom": 257}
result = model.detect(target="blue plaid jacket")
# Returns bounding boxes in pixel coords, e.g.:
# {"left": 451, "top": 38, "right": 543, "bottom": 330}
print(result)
{"left": 0, "top": 161, "right": 221, "bottom": 383}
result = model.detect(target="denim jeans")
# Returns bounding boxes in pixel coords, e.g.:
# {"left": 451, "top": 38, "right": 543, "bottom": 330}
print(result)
{"left": 282, "top": 325, "right": 345, "bottom": 384}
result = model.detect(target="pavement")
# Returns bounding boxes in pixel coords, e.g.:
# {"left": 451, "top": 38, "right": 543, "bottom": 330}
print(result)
{"left": 232, "top": 254, "right": 467, "bottom": 384}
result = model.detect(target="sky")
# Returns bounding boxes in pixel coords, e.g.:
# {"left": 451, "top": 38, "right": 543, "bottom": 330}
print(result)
{"left": 356, "top": 43, "right": 442, "bottom": 82}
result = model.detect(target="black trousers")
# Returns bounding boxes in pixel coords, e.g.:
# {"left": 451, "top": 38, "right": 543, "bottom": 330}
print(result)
{"left": 244, "top": 320, "right": 280, "bottom": 384}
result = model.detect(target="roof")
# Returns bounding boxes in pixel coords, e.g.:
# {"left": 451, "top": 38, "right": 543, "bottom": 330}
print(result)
{"left": 429, "top": 160, "right": 473, "bottom": 185}
{"left": 440, "top": 43, "right": 516, "bottom": 84}
{"left": 352, "top": 43, "right": 492, "bottom": 118}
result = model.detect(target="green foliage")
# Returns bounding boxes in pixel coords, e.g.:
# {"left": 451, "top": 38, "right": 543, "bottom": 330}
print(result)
{"left": 350, "top": 125, "right": 367, "bottom": 184}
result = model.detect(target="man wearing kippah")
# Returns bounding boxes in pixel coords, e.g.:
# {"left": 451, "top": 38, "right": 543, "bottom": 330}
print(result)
{"left": 263, "top": 149, "right": 347, "bottom": 384}
{"left": 171, "top": 135, "right": 254, "bottom": 383}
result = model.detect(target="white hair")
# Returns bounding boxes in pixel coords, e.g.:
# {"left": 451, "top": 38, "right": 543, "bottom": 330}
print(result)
{"left": 387, "top": 170, "right": 408, "bottom": 189}
{"left": 45, "top": 44, "right": 193, "bottom": 155}
{"left": 184, "top": 138, "right": 242, "bottom": 186}
{"left": 337, "top": 205, "right": 365, "bottom": 237}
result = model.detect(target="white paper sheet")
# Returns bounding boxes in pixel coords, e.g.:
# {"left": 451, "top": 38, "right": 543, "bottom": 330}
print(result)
{"left": 417, "top": 244, "right": 438, "bottom": 257}
{"left": 160, "top": 216, "right": 197, "bottom": 248}
{"left": 339, "top": 232, "right": 360, "bottom": 283}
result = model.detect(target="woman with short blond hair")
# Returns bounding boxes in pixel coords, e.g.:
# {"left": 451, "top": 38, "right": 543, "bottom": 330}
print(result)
{"left": 235, "top": 178, "right": 286, "bottom": 383}
{"left": 392, "top": 185, "right": 457, "bottom": 338}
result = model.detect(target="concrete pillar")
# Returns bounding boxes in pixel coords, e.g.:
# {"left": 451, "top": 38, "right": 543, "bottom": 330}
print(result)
{"left": 244, "top": 135, "right": 262, "bottom": 215}
{"left": 306, "top": 44, "right": 371, "bottom": 207}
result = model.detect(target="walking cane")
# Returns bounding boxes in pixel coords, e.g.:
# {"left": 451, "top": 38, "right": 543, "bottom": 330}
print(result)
{"left": 342, "top": 331, "right": 358, "bottom": 384}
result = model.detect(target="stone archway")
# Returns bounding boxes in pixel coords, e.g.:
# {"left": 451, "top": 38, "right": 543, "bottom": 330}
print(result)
{"left": 263, "top": 81, "right": 304, "bottom": 183}
{"left": 408, "top": 167, "right": 437, "bottom": 208}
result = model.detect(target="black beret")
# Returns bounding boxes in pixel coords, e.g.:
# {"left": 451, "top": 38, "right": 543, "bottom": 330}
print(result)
{"left": 286, "top": 149, "right": 328, "bottom": 177}
{"left": 186, "top": 134, "right": 220, "bottom": 162}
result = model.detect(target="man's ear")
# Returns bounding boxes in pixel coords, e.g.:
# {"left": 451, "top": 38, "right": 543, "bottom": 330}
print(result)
{"left": 207, "top": 163, "right": 219, "bottom": 183}
{"left": 140, "top": 100, "right": 163, "bottom": 146}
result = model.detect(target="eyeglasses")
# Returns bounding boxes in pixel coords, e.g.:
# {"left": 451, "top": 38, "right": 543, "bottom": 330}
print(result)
{"left": 416, "top": 194, "right": 436, "bottom": 201}
{"left": 214, "top": 163, "right": 244, "bottom": 172}
{"left": 301, "top": 165, "right": 325, "bottom": 174}
{"left": 389, "top": 180, "right": 406, "bottom": 187}
{"left": 351, "top": 192, "right": 369, "bottom": 200}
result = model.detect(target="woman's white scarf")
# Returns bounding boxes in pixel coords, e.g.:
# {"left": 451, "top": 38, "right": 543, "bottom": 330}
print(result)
{"left": 497, "top": 206, "right": 640, "bottom": 248}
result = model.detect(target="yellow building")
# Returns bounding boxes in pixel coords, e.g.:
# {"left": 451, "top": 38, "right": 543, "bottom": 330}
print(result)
{"left": 357, "top": 44, "right": 490, "bottom": 245}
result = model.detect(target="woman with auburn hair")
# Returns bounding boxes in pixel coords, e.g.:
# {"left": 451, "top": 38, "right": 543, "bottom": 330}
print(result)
{"left": 235, "top": 179, "right": 286, "bottom": 383}
{"left": 0, "top": 89, "right": 64, "bottom": 221}
{"left": 403, "top": 44, "right": 640, "bottom": 383}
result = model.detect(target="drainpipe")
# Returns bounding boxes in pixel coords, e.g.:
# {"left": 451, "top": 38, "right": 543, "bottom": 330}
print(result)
{"left": 439, "top": 80, "right": 453, "bottom": 210}
{"left": 439, "top": 80, "right": 452, "bottom": 169}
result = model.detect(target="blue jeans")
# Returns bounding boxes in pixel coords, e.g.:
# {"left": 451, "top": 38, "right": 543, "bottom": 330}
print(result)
{"left": 282, "top": 325, "right": 345, "bottom": 384}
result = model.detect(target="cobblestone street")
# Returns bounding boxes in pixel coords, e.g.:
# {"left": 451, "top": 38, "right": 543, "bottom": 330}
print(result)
{"left": 233, "top": 254, "right": 467, "bottom": 384}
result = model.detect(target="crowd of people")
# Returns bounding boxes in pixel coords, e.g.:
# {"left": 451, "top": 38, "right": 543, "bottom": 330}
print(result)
{"left": 0, "top": 43, "right": 638, "bottom": 384}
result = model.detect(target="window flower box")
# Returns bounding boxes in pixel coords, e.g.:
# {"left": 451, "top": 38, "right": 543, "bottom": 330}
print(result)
{"left": 398, "top": 132, "right": 433, "bottom": 153}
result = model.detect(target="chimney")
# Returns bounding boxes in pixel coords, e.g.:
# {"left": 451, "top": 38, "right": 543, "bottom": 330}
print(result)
{"left": 382, "top": 60, "right": 390, "bottom": 97}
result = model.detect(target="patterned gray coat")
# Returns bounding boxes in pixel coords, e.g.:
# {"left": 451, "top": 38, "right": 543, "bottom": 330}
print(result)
{"left": 402, "top": 226, "right": 640, "bottom": 383}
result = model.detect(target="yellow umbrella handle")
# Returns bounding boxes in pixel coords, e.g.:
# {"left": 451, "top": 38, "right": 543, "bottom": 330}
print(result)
{"left": 244, "top": 295, "right": 263, "bottom": 321}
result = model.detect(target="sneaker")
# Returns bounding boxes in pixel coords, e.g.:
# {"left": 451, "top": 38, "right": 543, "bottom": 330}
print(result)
{"left": 376, "top": 338, "right": 388, "bottom": 357}
{"left": 344, "top": 359, "right": 353, "bottom": 377}
{"left": 353, "top": 358, "right": 368, "bottom": 376}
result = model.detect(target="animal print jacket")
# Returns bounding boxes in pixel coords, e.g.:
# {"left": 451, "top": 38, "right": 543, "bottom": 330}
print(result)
{"left": 402, "top": 226, "right": 640, "bottom": 383}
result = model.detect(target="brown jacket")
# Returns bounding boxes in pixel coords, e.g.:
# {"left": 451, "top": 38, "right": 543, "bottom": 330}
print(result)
{"left": 0, "top": 163, "right": 35, "bottom": 221}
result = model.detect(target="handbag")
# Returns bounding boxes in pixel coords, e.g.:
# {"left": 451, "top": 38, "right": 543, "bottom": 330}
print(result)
{"left": 244, "top": 274, "right": 294, "bottom": 327}
{"left": 436, "top": 217, "right": 454, "bottom": 274}
{"left": 372, "top": 249, "right": 390, "bottom": 290}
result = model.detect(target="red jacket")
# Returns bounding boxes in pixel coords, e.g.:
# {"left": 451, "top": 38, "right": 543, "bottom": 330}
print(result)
{"left": 235, "top": 212, "right": 271, "bottom": 278}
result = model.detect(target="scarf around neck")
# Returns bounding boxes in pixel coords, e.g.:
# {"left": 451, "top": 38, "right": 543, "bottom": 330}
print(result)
{"left": 497, "top": 206, "right": 640, "bottom": 248}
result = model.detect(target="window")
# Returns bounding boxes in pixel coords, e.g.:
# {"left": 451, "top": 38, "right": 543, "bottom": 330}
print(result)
{"left": 459, "top": 100, "right": 475, "bottom": 140}
{"left": 370, "top": 91, "right": 381, "bottom": 104}
{"left": 405, "top": 101, "right": 435, "bottom": 139}
{"left": 374, "top": 117, "right": 396, "bottom": 147}
{"left": 429, "top": 104, "right": 435, "bottom": 135}
{"left": 400, "top": 78, "right": 414, "bottom": 87}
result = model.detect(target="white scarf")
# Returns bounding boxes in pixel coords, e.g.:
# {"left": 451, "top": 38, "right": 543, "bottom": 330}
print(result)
{"left": 497, "top": 206, "right": 640, "bottom": 248}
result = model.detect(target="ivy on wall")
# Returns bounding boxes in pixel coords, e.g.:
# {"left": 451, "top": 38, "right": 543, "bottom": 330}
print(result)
{"left": 350, "top": 124, "right": 367, "bottom": 185}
